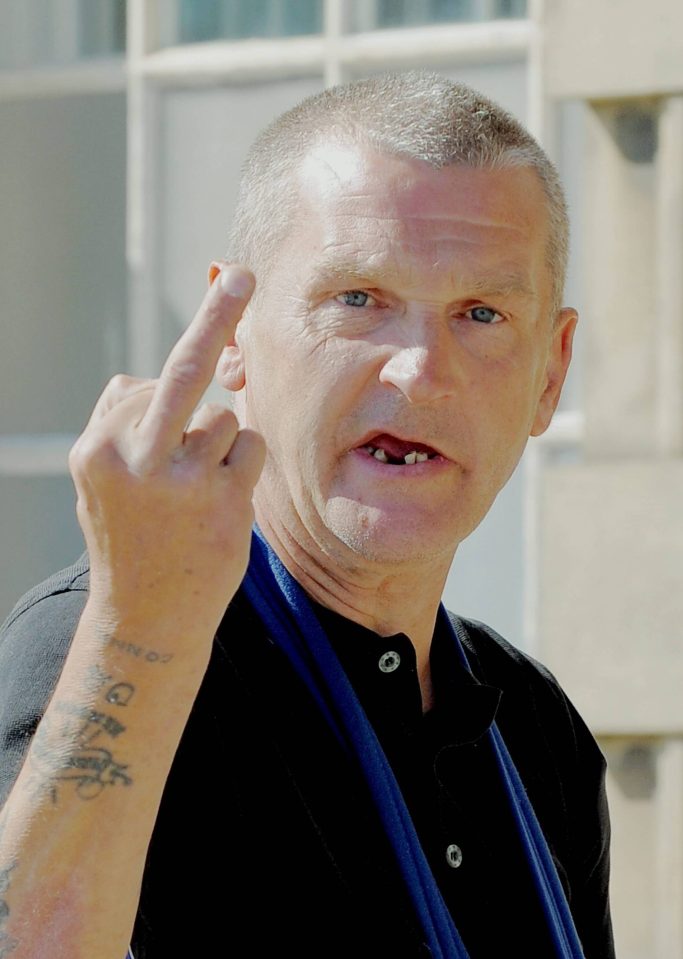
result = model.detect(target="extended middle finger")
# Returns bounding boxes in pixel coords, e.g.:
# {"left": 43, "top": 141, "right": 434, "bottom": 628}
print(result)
{"left": 139, "top": 263, "right": 254, "bottom": 456}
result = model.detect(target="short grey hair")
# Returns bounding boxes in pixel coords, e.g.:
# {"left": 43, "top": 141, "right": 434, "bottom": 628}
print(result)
{"left": 229, "top": 71, "right": 569, "bottom": 314}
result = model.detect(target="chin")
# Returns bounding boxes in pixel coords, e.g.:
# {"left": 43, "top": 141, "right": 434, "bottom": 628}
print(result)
{"left": 322, "top": 501, "right": 461, "bottom": 568}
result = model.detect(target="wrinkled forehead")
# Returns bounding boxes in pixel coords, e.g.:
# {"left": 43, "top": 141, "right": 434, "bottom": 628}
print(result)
{"left": 297, "top": 142, "right": 445, "bottom": 224}
{"left": 290, "top": 142, "right": 551, "bottom": 284}
{"left": 297, "top": 142, "right": 548, "bottom": 234}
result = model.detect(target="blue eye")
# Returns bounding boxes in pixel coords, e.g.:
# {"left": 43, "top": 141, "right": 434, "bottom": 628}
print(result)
{"left": 468, "top": 306, "right": 501, "bottom": 324}
{"left": 338, "top": 290, "right": 371, "bottom": 307}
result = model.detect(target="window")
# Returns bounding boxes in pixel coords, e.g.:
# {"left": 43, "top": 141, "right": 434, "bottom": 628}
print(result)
{"left": 0, "top": 0, "right": 125, "bottom": 70}
{"left": 348, "top": 0, "right": 527, "bottom": 32}
{"left": 159, "top": 0, "right": 323, "bottom": 46}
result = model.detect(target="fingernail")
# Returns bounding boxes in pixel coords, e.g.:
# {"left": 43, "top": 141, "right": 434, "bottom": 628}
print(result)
{"left": 219, "top": 265, "right": 254, "bottom": 299}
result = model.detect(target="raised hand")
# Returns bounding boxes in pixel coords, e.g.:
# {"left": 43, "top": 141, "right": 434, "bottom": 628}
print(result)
{"left": 68, "top": 262, "right": 265, "bottom": 645}
{"left": 0, "top": 265, "right": 266, "bottom": 959}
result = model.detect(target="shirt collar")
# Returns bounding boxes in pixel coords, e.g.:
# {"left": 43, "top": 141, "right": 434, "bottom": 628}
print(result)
{"left": 310, "top": 601, "right": 501, "bottom": 747}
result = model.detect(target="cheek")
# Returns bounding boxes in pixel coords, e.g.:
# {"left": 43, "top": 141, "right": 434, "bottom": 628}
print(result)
{"left": 490, "top": 342, "right": 548, "bottom": 413}
{"left": 246, "top": 344, "right": 339, "bottom": 463}
{"left": 466, "top": 354, "right": 544, "bottom": 464}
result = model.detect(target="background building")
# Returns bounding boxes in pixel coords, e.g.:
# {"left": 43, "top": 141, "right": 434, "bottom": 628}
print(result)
{"left": 1, "top": 2, "right": 681, "bottom": 955}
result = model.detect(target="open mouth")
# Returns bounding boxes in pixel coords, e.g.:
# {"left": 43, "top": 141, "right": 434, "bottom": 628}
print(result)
{"left": 360, "top": 433, "right": 441, "bottom": 466}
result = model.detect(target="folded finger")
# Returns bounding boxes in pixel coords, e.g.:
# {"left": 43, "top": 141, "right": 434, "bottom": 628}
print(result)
{"left": 221, "top": 428, "right": 266, "bottom": 491}
{"left": 86, "top": 374, "right": 154, "bottom": 429}
{"left": 181, "top": 403, "right": 239, "bottom": 465}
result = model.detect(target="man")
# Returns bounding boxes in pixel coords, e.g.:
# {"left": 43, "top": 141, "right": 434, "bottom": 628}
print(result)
{"left": 0, "top": 72, "right": 613, "bottom": 957}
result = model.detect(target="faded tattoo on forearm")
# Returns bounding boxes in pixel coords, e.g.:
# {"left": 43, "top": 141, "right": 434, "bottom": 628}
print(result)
{"left": 106, "top": 682, "right": 135, "bottom": 706}
{"left": 108, "top": 637, "right": 174, "bottom": 665}
{"left": 54, "top": 702, "right": 127, "bottom": 741}
{"left": 27, "top": 681, "right": 137, "bottom": 803}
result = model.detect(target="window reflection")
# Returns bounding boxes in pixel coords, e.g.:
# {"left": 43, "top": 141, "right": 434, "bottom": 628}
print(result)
{"left": 78, "top": 0, "right": 126, "bottom": 59}
{"left": 171, "top": 0, "right": 323, "bottom": 44}
{"left": 349, "top": 0, "right": 527, "bottom": 32}
{"left": 0, "top": 0, "right": 125, "bottom": 70}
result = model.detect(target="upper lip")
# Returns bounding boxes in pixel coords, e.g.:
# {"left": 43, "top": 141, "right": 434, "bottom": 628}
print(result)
{"left": 353, "top": 429, "right": 450, "bottom": 460}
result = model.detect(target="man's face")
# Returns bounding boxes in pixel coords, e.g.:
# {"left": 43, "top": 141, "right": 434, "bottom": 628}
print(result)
{"left": 226, "top": 144, "right": 575, "bottom": 570}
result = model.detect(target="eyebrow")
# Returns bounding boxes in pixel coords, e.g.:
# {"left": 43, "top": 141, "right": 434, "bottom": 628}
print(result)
{"left": 309, "top": 257, "right": 535, "bottom": 299}
{"left": 310, "top": 258, "right": 377, "bottom": 285}
{"left": 462, "top": 271, "right": 535, "bottom": 298}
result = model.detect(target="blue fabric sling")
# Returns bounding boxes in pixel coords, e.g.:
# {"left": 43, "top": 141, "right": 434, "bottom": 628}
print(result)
{"left": 241, "top": 527, "right": 586, "bottom": 959}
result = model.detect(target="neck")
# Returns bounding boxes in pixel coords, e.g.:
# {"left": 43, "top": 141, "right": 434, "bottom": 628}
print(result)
{"left": 256, "top": 509, "right": 454, "bottom": 709}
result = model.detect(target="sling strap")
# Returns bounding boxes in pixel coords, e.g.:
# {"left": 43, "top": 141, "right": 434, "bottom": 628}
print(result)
{"left": 242, "top": 528, "right": 586, "bottom": 958}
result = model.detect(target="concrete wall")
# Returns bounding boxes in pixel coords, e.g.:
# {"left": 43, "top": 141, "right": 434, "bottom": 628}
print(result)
{"left": 544, "top": 0, "right": 683, "bottom": 99}
{"left": 539, "top": 4, "right": 683, "bottom": 955}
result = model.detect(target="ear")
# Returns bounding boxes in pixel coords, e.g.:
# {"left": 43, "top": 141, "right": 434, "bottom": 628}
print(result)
{"left": 530, "top": 308, "right": 578, "bottom": 437}
{"left": 208, "top": 262, "right": 247, "bottom": 392}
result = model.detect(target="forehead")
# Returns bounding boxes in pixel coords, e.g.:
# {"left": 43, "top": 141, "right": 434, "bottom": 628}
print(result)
{"left": 287, "top": 144, "right": 550, "bottom": 288}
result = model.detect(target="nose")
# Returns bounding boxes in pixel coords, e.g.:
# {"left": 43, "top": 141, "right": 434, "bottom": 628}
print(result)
{"left": 378, "top": 323, "right": 459, "bottom": 405}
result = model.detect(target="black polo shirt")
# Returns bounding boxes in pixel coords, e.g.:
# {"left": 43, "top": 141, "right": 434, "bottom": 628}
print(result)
{"left": 0, "top": 556, "right": 614, "bottom": 958}
{"left": 317, "top": 603, "right": 561, "bottom": 956}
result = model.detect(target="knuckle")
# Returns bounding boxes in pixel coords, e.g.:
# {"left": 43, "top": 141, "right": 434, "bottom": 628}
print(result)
{"left": 67, "top": 438, "right": 82, "bottom": 473}
{"left": 69, "top": 431, "right": 110, "bottom": 476}
{"left": 102, "top": 373, "right": 153, "bottom": 409}
{"left": 126, "top": 449, "right": 155, "bottom": 479}
{"left": 107, "top": 372, "right": 136, "bottom": 397}
{"left": 164, "top": 358, "right": 203, "bottom": 391}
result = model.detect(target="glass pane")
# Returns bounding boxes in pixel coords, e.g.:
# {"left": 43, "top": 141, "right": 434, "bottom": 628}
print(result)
{"left": 164, "top": 0, "right": 322, "bottom": 45}
{"left": 0, "top": 475, "right": 85, "bottom": 622}
{"left": 0, "top": 93, "right": 127, "bottom": 433}
{"left": 496, "top": 0, "right": 527, "bottom": 16}
{"left": 348, "top": 0, "right": 527, "bottom": 31}
{"left": 157, "top": 77, "right": 323, "bottom": 361}
{"left": 443, "top": 456, "right": 525, "bottom": 643}
{"left": 78, "top": 0, "right": 126, "bottom": 59}
{"left": 378, "top": 0, "right": 478, "bottom": 27}
{"left": 0, "top": 0, "right": 125, "bottom": 70}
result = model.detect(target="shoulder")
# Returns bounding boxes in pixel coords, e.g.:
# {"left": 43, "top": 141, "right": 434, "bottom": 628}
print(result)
{"left": 0, "top": 555, "right": 90, "bottom": 803}
{"left": 448, "top": 609, "right": 560, "bottom": 689}
{"left": 449, "top": 611, "right": 583, "bottom": 720}
{"left": 447, "top": 610, "right": 606, "bottom": 786}
{"left": 0, "top": 554, "right": 90, "bottom": 693}
{"left": 1, "top": 553, "right": 90, "bottom": 633}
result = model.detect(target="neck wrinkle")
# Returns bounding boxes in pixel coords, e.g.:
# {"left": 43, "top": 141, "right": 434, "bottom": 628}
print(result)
{"left": 254, "top": 510, "right": 451, "bottom": 692}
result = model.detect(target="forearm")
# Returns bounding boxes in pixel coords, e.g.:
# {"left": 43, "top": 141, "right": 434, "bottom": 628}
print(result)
{"left": 0, "top": 603, "right": 212, "bottom": 959}
{"left": 0, "top": 262, "right": 261, "bottom": 957}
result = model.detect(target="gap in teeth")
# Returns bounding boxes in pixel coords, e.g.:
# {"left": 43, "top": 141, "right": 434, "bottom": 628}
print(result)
{"left": 366, "top": 445, "right": 432, "bottom": 465}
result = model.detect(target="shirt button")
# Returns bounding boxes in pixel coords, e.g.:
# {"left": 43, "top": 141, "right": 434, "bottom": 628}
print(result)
{"left": 445, "top": 844, "right": 463, "bottom": 869}
{"left": 378, "top": 650, "right": 401, "bottom": 673}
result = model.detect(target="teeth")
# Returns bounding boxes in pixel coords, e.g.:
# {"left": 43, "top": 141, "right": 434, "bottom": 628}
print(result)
{"left": 367, "top": 445, "right": 433, "bottom": 465}
{"left": 404, "top": 451, "right": 430, "bottom": 464}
